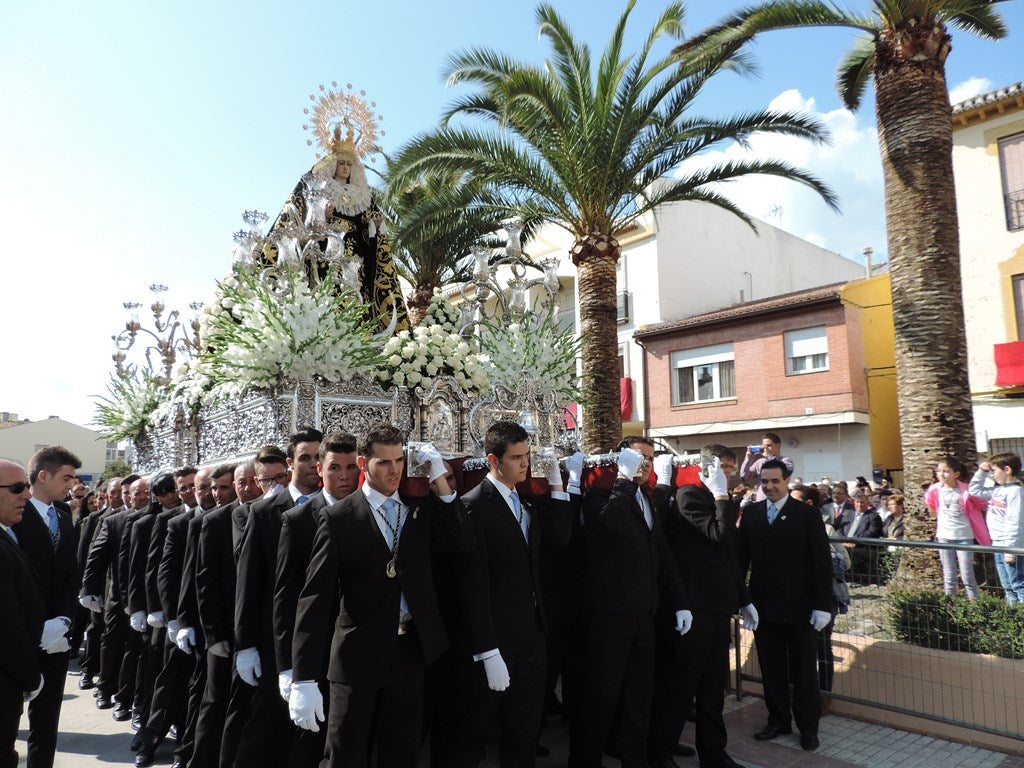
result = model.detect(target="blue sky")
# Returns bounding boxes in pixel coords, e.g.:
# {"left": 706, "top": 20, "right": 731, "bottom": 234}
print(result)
{"left": 1, "top": 0, "right": 1022, "bottom": 428}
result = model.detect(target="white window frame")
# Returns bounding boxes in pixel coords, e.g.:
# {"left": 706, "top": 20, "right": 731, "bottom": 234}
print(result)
{"left": 785, "top": 326, "right": 829, "bottom": 375}
{"left": 670, "top": 343, "right": 735, "bottom": 404}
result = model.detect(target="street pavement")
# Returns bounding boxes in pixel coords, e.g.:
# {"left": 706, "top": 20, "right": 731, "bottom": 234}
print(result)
{"left": 17, "top": 659, "right": 1024, "bottom": 767}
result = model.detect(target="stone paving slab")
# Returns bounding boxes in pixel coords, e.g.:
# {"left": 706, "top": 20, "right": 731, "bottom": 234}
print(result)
{"left": 17, "top": 662, "right": 1024, "bottom": 767}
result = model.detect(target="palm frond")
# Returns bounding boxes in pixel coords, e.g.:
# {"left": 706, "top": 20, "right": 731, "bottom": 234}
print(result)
{"left": 836, "top": 34, "right": 877, "bottom": 110}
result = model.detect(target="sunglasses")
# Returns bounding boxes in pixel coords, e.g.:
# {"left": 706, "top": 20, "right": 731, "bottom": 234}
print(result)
{"left": 0, "top": 481, "right": 30, "bottom": 494}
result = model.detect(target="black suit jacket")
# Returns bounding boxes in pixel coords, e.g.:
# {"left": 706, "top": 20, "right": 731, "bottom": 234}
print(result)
{"left": 127, "top": 504, "right": 164, "bottom": 615}
{"left": 76, "top": 506, "right": 109, "bottom": 583}
{"left": 82, "top": 507, "right": 130, "bottom": 609}
{"left": 580, "top": 477, "right": 686, "bottom": 617}
{"left": 13, "top": 498, "right": 77, "bottom": 620}
{"left": 846, "top": 510, "right": 884, "bottom": 539}
{"left": 292, "top": 490, "right": 473, "bottom": 686}
{"left": 273, "top": 494, "right": 331, "bottom": 673}
{"left": 236, "top": 488, "right": 309, "bottom": 663}
{"left": 825, "top": 501, "right": 855, "bottom": 535}
{"left": 735, "top": 497, "right": 832, "bottom": 624}
{"left": 666, "top": 482, "right": 750, "bottom": 615}
{"left": 145, "top": 506, "right": 187, "bottom": 615}
{"left": 158, "top": 507, "right": 197, "bottom": 620}
{"left": 0, "top": 531, "right": 44, "bottom": 692}
{"left": 177, "top": 508, "right": 212, "bottom": 647}
{"left": 196, "top": 501, "right": 242, "bottom": 650}
{"left": 119, "top": 507, "right": 150, "bottom": 614}
{"left": 459, "top": 479, "right": 571, "bottom": 658}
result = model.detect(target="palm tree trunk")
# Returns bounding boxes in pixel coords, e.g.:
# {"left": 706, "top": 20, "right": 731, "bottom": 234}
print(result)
{"left": 574, "top": 236, "right": 622, "bottom": 452}
{"left": 874, "top": 26, "right": 976, "bottom": 582}
{"left": 407, "top": 285, "right": 434, "bottom": 326}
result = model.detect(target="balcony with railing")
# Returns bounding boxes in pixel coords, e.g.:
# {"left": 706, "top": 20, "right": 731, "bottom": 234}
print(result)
{"left": 1006, "top": 189, "right": 1024, "bottom": 231}
{"left": 616, "top": 290, "right": 632, "bottom": 324}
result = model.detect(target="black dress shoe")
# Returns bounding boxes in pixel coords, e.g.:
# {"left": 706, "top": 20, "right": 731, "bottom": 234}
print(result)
{"left": 753, "top": 725, "right": 792, "bottom": 741}
{"left": 673, "top": 742, "right": 696, "bottom": 757}
{"left": 135, "top": 744, "right": 156, "bottom": 767}
{"left": 800, "top": 734, "right": 820, "bottom": 751}
{"left": 648, "top": 755, "right": 680, "bottom": 768}
{"left": 96, "top": 695, "right": 115, "bottom": 710}
{"left": 112, "top": 705, "right": 132, "bottom": 721}
{"left": 78, "top": 675, "right": 96, "bottom": 690}
{"left": 536, "top": 744, "right": 550, "bottom": 758}
{"left": 717, "top": 758, "right": 746, "bottom": 768}
{"left": 171, "top": 762, "right": 182, "bottom": 768}
{"left": 130, "top": 731, "right": 145, "bottom": 752}
{"left": 131, "top": 712, "right": 144, "bottom": 731}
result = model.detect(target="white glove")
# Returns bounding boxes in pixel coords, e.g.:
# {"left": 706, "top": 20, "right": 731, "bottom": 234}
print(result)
{"left": 41, "top": 635, "right": 70, "bottom": 654}
{"left": 278, "top": 669, "right": 293, "bottom": 702}
{"left": 24, "top": 676, "right": 44, "bottom": 702}
{"left": 236, "top": 646, "right": 262, "bottom": 686}
{"left": 147, "top": 611, "right": 166, "bottom": 628}
{"left": 208, "top": 640, "right": 231, "bottom": 658}
{"left": 565, "top": 451, "right": 585, "bottom": 493}
{"left": 175, "top": 627, "right": 196, "bottom": 654}
{"left": 40, "top": 618, "right": 70, "bottom": 647}
{"left": 130, "top": 611, "right": 147, "bottom": 632}
{"left": 653, "top": 454, "right": 674, "bottom": 486}
{"left": 482, "top": 653, "right": 510, "bottom": 692}
{"left": 810, "top": 610, "right": 832, "bottom": 632}
{"left": 166, "top": 620, "right": 181, "bottom": 644}
{"left": 416, "top": 443, "right": 447, "bottom": 482}
{"left": 740, "top": 603, "right": 759, "bottom": 631}
{"left": 79, "top": 595, "right": 103, "bottom": 613}
{"left": 617, "top": 447, "right": 644, "bottom": 480}
{"left": 703, "top": 456, "right": 729, "bottom": 498}
{"left": 544, "top": 450, "right": 563, "bottom": 487}
{"left": 289, "top": 681, "right": 325, "bottom": 732}
{"left": 675, "top": 609, "right": 693, "bottom": 636}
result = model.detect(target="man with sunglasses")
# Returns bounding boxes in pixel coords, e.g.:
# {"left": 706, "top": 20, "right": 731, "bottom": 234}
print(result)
{"left": 0, "top": 459, "right": 46, "bottom": 768}
{"left": 13, "top": 446, "right": 82, "bottom": 768}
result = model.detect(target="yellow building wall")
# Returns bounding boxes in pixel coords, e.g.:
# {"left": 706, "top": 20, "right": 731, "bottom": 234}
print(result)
{"left": 841, "top": 275, "right": 902, "bottom": 475}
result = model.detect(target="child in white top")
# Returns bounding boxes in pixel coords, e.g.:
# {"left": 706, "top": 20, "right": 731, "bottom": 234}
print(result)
{"left": 969, "top": 452, "right": 1024, "bottom": 604}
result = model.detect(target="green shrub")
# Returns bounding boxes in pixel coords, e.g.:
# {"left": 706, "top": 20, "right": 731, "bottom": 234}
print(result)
{"left": 887, "top": 590, "right": 1024, "bottom": 659}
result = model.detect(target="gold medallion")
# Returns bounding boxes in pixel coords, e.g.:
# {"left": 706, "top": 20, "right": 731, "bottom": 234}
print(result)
{"left": 386, "top": 558, "right": 397, "bottom": 579}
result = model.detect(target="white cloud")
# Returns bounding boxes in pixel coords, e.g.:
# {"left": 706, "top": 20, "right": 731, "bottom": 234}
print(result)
{"left": 949, "top": 77, "right": 993, "bottom": 106}
{"left": 675, "top": 88, "right": 886, "bottom": 265}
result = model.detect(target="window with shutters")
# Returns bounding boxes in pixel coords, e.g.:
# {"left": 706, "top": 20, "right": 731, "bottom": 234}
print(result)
{"left": 1000, "top": 132, "right": 1024, "bottom": 231}
{"left": 784, "top": 326, "right": 829, "bottom": 375}
{"left": 670, "top": 344, "right": 735, "bottom": 404}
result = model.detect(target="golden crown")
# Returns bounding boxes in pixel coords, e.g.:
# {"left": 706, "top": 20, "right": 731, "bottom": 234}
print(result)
{"left": 302, "top": 82, "right": 383, "bottom": 160}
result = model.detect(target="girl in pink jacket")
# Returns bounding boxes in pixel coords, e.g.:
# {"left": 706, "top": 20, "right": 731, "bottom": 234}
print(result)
{"left": 924, "top": 457, "right": 989, "bottom": 601}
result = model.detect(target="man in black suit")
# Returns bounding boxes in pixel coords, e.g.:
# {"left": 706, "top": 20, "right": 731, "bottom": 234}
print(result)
{"left": 451, "top": 421, "right": 571, "bottom": 768}
{"left": 648, "top": 446, "right": 757, "bottom": 768}
{"left": 568, "top": 437, "right": 690, "bottom": 768}
{"left": 274, "top": 432, "right": 360, "bottom": 768}
{"left": 116, "top": 476, "right": 154, "bottom": 723}
{"left": 0, "top": 459, "right": 45, "bottom": 768}
{"left": 76, "top": 477, "right": 124, "bottom": 691}
{"left": 80, "top": 473, "right": 140, "bottom": 711}
{"left": 12, "top": 447, "right": 81, "bottom": 768}
{"left": 844, "top": 491, "right": 884, "bottom": 585}
{"left": 821, "top": 482, "right": 854, "bottom": 534}
{"left": 289, "top": 424, "right": 473, "bottom": 768}
{"left": 736, "top": 459, "right": 832, "bottom": 751}
{"left": 234, "top": 429, "right": 323, "bottom": 768}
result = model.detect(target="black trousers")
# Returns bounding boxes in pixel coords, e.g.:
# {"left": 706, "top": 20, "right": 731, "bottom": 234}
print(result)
{"left": 25, "top": 650, "right": 70, "bottom": 768}
{"left": 99, "top": 607, "right": 127, "bottom": 700}
{"left": 219, "top": 669, "right": 255, "bottom": 768}
{"left": 324, "top": 632, "right": 425, "bottom": 768}
{"left": 116, "top": 619, "right": 142, "bottom": 710}
{"left": 0, "top": 675, "right": 25, "bottom": 768}
{"left": 80, "top": 608, "right": 105, "bottom": 678}
{"left": 754, "top": 621, "right": 820, "bottom": 736}
{"left": 569, "top": 610, "right": 656, "bottom": 768}
{"left": 649, "top": 610, "right": 732, "bottom": 766}
{"left": 425, "top": 648, "right": 479, "bottom": 768}
{"left": 234, "top": 674, "right": 293, "bottom": 768}
{"left": 287, "top": 682, "right": 328, "bottom": 768}
{"left": 189, "top": 651, "right": 231, "bottom": 768}
{"left": 139, "top": 643, "right": 192, "bottom": 746}
{"left": 174, "top": 651, "right": 206, "bottom": 766}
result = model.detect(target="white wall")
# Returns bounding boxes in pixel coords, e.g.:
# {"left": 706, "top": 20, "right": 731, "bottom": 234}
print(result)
{"left": 0, "top": 418, "right": 111, "bottom": 481}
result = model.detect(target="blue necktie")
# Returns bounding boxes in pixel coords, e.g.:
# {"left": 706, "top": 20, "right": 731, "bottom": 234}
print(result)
{"left": 47, "top": 506, "right": 59, "bottom": 547}
{"left": 510, "top": 491, "right": 528, "bottom": 542}
{"left": 767, "top": 502, "right": 778, "bottom": 524}
{"left": 296, "top": 494, "right": 309, "bottom": 506}
{"left": 382, "top": 498, "right": 399, "bottom": 530}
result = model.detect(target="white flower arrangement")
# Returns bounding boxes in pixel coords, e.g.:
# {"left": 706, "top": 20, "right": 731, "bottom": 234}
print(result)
{"left": 375, "top": 323, "right": 490, "bottom": 395}
{"left": 93, "top": 366, "right": 163, "bottom": 441}
{"left": 152, "top": 360, "right": 216, "bottom": 426}
{"left": 480, "top": 311, "right": 583, "bottom": 402}
{"left": 420, "top": 289, "right": 462, "bottom": 335}
{"left": 199, "top": 265, "right": 387, "bottom": 400}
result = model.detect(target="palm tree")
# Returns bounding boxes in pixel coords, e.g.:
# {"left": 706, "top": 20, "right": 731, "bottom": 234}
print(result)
{"left": 680, "top": 0, "right": 1008, "bottom": 565}
{"left": 382, "top": 171, "right": 504, "bottom": 324}
{"left": 390, "top": 0, "right": 838, "bottom": 451}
